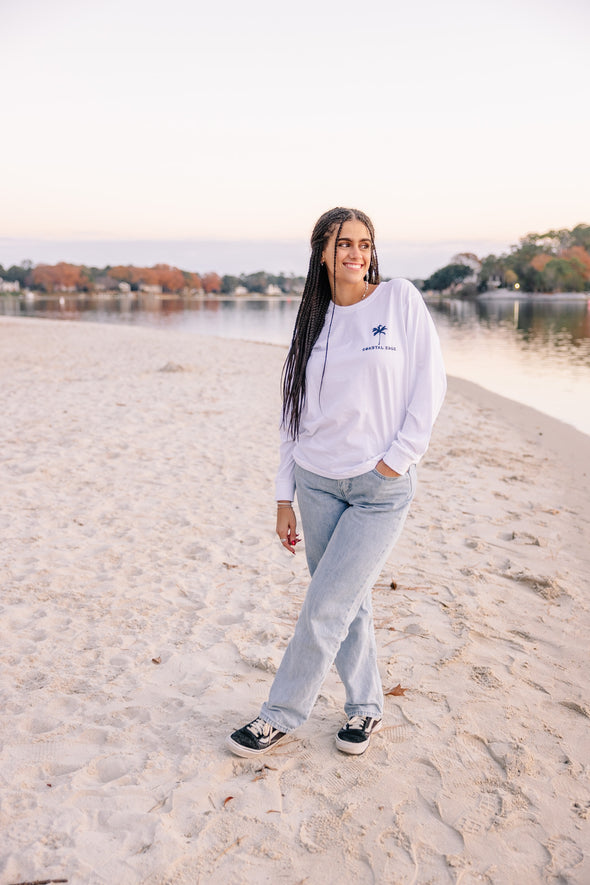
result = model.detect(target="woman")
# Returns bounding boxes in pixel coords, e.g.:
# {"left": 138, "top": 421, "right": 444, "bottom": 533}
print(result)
{"left": 227, "top": 207, "right": 446, "bottom": 757}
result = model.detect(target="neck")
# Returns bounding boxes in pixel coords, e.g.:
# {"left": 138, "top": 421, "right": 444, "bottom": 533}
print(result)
{"left": 332, "top": 280, "right": 369, "bottom": 306}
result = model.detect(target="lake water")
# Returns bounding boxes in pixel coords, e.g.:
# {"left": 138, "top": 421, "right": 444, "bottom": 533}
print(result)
{"left": 2, "top": 291, "right": 590, "bottom": 436}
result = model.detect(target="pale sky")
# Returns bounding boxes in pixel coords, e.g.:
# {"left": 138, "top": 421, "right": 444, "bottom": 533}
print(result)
{"left": 1, "top": 0, "right": 588, "bottom": 277}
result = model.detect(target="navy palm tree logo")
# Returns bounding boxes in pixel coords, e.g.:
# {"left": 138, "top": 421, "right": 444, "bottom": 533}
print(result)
{"left": 372, "top": 324, "right": 387, "bottom": 345}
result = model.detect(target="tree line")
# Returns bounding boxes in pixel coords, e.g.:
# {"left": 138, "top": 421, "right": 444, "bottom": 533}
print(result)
{"left": 423, "top": 223, "right": 590, "bottom": 294}
{"left": 2, "top": 223, "right": 589, "bottom": 296}
{"left": 0, "top": 261, "right": 306, "bottom": 296}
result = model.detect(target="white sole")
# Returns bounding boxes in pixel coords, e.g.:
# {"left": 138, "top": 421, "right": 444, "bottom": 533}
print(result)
{"left": 335, "top": 719, "right": 383, "bottom": 755}
{"left": 225, "top": 732, "right": 288, "bottom": 758}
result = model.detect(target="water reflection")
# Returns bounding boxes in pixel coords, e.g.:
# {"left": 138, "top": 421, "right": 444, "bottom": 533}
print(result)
{"left": 428, "top": 297, "right": 590, "bottom": 433}
{"left": 429, "top": 297, "right": 590, "bottom": 369}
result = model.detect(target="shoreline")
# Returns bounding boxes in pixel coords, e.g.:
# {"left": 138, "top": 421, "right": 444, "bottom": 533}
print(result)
{"left": 1, "top": 317, "right": 589, "bottom": 884}
{"left": 447, "top": 375, "right": 590, "bottom": 490}
{"left": 2, "top": 309, "right": 589, "bottom": 441}
{"left": 3, "top": 290, "right": 588, "bottom": 306}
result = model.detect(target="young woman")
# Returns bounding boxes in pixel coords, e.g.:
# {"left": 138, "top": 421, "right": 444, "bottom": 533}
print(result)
{"left": 227, "top": 207, "right": 446, "bottom": 757}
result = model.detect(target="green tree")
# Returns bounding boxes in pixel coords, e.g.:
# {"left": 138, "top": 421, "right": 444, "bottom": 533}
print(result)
{"left": 2, "top": 261, "right": 33, "bottom": 287}
{"left": 571, "top": 223, "right": 590, "bottom": 251}
{"left": 221, "top": 275, "right": 240, "bottom": 294}
{"left": 423, "top": 263, "right": 471, "bottom": 292}
{"left": 504, "top": 241, "right": 546, "bottom": 291}
{"left": 477, "top": 254, "right": 506, "bottom": 292}
{"left": 243, "top": 271, "right": 268, "bottom": 293}
{"left": 542, "top": 257, "right": 586, "bottom": 293}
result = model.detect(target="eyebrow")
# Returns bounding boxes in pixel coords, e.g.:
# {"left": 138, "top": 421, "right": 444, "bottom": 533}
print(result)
{"left": 337, "top": 236, "right": 372, "bottom": 243}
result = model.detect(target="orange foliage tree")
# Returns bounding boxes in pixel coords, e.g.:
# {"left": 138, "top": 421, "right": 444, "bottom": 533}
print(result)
{"left": 561, "top": 246, "right": 590, "bottom": 281}
{"left": 108, "top": 264, "right": 200, "bottom": 292}
{"left": 202, "top": 272, "right": 221, "bottom": 293}
{"left": 530, "top": 254, "right": 553, "bottom": 273}
{"left": 151, "top": 264, "right": 186, "bottom": 293}
{"left": 31, "top": 263, "right": 88, "bottom": 292}
{"left": 183, "top": 271, "right": 202, "bottom": 290}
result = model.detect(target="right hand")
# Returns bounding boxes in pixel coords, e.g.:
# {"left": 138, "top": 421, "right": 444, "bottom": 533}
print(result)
{"left": 276, "top": 505, "right": 300, "bottom": 555}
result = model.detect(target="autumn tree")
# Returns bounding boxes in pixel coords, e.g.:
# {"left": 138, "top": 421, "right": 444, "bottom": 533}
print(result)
{"left": 503, "top": 228, "right": 590, "bottom": 292}
{"left": 151, "top": 264, "right": 186, "bottom": 293}
{"left": 31, "top": 262, "right": 88, "bottom": 292}
{"left": 183, "top": 271, "right": 202, "bottom": 291}
{"left": 202, "top": 272, "right": 221, "bottom": 293}
{"left": 562, "top": 246, "right": 590, "bottom": 281}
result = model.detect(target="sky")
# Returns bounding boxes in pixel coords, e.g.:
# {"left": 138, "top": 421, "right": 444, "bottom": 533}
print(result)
{"left": 1, "top": 0, "right": 589, "bottom": 278}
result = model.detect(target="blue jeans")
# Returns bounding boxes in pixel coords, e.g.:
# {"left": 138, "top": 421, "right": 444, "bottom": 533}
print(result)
{"left": 260, "top": 463, "right": 417, "bottom": 732}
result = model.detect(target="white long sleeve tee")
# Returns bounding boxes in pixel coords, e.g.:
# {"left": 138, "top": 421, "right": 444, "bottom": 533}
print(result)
{"left": 275, "top": 279, "right": 447, "bottom": 501}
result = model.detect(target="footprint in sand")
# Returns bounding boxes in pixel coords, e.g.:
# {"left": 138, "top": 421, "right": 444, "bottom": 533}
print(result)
{"left": 3, "top": 739, "right": 100, "bottom": 775}
{"left": 456, "top": 789, "right": 503, "bottom": 835}
{"left": 93, "top": 755, "right": 135, "bottom": 783}
{"left": 299, "top": 810, "right": 344, "bottom": 853}
{"left": 544, "top": 835, "right": 584, "bottom": 877}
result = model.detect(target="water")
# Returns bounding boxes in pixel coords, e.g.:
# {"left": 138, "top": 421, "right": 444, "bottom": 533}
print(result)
{"left": 2, "top": 291, "right": 590, "bottom": 435}
{"left": 429, "top": 296, "right": 590, "bottom": 435}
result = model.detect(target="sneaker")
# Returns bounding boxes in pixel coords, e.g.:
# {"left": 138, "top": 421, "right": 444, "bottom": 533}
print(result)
{"left": 226, "top": 717, "right": 288, "bottom": 758}
{"left": 335, "top": 715, "right": 382, "bottom": 755}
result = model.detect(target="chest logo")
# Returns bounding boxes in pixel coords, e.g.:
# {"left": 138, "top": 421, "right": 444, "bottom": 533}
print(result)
{"left": 362, "top": 323, "right": 397, "bottom": 352}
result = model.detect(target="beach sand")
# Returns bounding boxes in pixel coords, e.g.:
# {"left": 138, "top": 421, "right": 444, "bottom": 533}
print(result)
{"left": 1, "top": 316, "right": 589, "bottom": 885}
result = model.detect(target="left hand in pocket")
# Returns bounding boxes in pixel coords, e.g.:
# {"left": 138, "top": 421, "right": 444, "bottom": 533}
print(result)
{"left": 375, "top": 459, "right": 401, "bottom": 478}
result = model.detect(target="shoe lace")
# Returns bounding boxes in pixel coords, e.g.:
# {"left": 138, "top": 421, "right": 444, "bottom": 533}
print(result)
{"left": 345, "top": 715, "right": 369, "bottom": 731}
{"left": 247, "top": 717, "right": 271, "bottom": 738}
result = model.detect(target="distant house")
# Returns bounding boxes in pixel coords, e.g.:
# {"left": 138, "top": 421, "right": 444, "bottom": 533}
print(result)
{"left": 234, "top": 285, "right": 248, "bottom": 296}
{"left": 139, "top": 284, "right": 163, "bottom": 294}
{"left": 94, "top": 275, "right": 120, "bottom": 292}
{"left": 265, "top": 284, "right": 282, "bottom": 296}
{"left": 0, "top": 279, "right": 20, "bottom": 293}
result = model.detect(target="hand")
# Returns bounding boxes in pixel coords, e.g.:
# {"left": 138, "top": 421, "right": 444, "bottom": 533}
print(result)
{"left": 375, "top": 459, "right": 401, "bottom": 478}
{"left": 276, "top": 505, "right": 301, "bottom": 555}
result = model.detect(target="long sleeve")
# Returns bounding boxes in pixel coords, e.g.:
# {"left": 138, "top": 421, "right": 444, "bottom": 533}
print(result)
{"left": 382, "top": 287, "right": 447, "bottom": 474}
{"left": 275, "top": 426, "right": 297, "bottom": 501}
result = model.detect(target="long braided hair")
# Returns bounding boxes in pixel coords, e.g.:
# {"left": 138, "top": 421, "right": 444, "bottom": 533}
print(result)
{"left": 282, "top": 207, "right": 380, "bottom": 438}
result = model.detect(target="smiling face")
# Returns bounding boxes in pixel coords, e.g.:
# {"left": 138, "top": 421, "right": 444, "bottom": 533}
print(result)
{"left": 321, "top": 218, "right": 373, "bottom": 290}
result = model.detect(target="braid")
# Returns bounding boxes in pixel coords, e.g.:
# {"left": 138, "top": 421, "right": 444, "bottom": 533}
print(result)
{"left": 282, "top": 207, "right": 380, "bottom": 438}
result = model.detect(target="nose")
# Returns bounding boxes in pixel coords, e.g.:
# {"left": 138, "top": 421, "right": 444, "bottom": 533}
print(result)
{"left": 349, "top": 243, "right": 362, "bottom": 259}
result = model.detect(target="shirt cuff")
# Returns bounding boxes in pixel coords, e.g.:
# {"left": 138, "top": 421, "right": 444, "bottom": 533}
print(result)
{"left": 382, "top": 446, "right": 414, "bottom": 476}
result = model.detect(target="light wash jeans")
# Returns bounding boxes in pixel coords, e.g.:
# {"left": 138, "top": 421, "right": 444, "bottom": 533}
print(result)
{"left": 260, "top": 463, "right": 417, "bottom": 732}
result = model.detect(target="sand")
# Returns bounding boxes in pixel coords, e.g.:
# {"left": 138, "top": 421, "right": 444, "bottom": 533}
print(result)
{"left": 1, "top": 316, "right": 589, "bottom": 885}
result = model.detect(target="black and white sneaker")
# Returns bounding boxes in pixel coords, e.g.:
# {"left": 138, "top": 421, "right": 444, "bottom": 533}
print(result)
{"left": 335, "top": 715, "right": 382, "bottom": 755}
{"left": 226, "top": 717, "right": 288, "bottom": 758}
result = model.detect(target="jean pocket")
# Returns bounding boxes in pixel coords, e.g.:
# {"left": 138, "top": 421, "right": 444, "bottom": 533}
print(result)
{"left": 371, "top": 467, "right": 404, "bottom": 482}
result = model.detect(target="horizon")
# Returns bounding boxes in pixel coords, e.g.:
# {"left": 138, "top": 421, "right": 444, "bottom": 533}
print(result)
{"left": 0, "top": 234, "right": 532, "bottom": 281}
